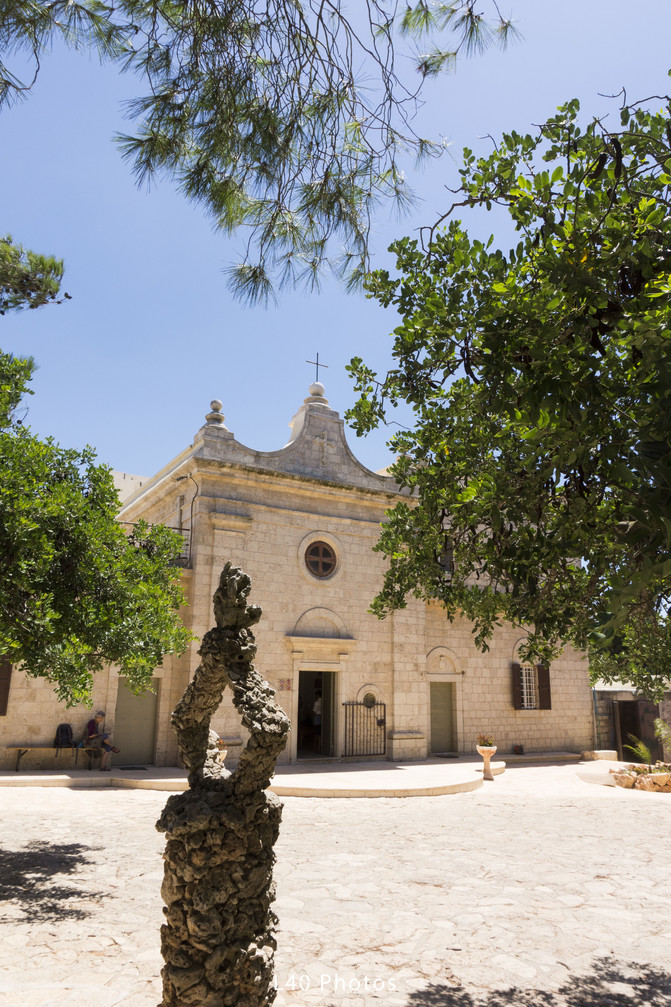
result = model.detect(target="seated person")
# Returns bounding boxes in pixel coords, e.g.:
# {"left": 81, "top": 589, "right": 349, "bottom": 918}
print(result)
{"left": 85, "top": 711, "right": 119, "bottom": 770}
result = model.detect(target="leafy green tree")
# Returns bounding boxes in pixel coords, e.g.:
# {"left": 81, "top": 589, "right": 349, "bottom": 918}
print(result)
{"left": 589, "top": 604, "right": 671, "bottom": 702}
{"left": 0, "top": 0, "right": 517, "bottom": 300}
{"left": 0, "top": 350, "right": 190, "bottom": 705}
{"left": 655, "top": 716, "right": 671, "bottom": 756}
{"left": 348, "top": 88, "right": 671, "bottom": 673}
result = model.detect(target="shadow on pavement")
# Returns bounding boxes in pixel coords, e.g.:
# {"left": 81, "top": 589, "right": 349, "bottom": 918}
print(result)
{"left": 0, "top": 839, "right": 105, "bottom": 922}
{"left": 405, "top": 957, "right": 670, "bottom": 1006}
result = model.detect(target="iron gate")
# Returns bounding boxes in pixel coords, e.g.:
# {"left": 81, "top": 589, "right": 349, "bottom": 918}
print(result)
{"left": 342, "top": 701, "right": 386, "bottom": 757}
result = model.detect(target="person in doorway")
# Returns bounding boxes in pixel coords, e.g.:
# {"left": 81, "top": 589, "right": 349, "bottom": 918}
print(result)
{"left": 312, "top": 690, "right": 322, "bottom": 753}
{"left": 85, "top": 711, "right": 120, "bottom": 770}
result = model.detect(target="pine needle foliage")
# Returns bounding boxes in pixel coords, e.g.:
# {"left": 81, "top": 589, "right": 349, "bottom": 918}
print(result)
{"left": 0, "top": 235, "right": 68, "bottom": 314}
{"left": 0, "top": 0, "right": 518, "bottom": 300}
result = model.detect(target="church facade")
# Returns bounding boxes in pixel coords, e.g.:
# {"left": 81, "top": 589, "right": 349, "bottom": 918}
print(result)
{"left": 0, "top": 383, "right": 595, "bottom": 770}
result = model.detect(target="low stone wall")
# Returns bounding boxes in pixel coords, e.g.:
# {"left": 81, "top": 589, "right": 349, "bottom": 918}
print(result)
{"left": 387, "top": 730, "right": 426, "bottom": 760}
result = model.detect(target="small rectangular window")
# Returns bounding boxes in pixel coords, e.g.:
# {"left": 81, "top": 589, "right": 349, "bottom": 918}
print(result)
{"left": 520, "top": 665, "right": 538, "bottom": 709}
{"left": 512, "top": 661, "right": 552, "bottom": 711}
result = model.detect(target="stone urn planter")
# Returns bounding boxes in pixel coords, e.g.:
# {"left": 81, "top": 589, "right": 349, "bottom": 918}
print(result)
{"left": 476, "top": 735, "right": 497, "bottom": 781}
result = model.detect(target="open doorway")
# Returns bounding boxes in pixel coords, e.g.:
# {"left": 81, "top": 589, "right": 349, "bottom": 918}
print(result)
{"left": 297, "top": 670, "right": 336, "bottom": 759}
{"left": 613, "top": 698, "right": 662, "bottom": 762}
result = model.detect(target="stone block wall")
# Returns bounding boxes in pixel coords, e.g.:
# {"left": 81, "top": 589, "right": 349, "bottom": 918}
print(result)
{"left": 423, "top": 606, "right": 594, "bottom": 755}
{"left": 195, "top": 476, "right": 397, "bottom": 765}
{"left": 0, "top": 666, "right": 118, "bottom": 772}
{"left": 387, "top": 730, "right": 426, "bottom": 760}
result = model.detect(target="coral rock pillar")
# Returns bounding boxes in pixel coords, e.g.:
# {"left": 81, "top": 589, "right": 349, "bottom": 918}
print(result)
{"left": 157, "top": 564, "right": 290, "bottom": 1007}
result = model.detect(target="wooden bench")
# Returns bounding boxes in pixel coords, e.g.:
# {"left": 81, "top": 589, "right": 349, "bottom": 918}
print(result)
{"left": 5, "top": 744, "right": 102, "bottom": 772}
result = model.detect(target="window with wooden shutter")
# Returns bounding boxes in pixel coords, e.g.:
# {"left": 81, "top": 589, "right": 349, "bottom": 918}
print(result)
{"left": 537, "top": 664, "right": 552, "bottom": 709}
{"left": 512, "top": 661, "right": 551, "bottom": 710}
{"left": 0, "top": 660, "right": 12, "bottom": 716}
{"left": 511, "top": 662, "right": 523, "bottom": 710}
{"left": 521, "top": 665, "right": 538, "bottom": 708}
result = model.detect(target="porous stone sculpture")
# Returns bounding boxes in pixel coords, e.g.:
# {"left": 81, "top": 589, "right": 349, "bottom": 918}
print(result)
{"left": 157, "top": 563, "right": 290, "bottom": 1007}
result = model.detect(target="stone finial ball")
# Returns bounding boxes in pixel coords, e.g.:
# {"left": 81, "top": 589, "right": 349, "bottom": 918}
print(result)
{"left": 210, "top": 399, "right": 223, "bottom": 412}
{"left": 309, "top": 381, "right": 325, "bottom": 397}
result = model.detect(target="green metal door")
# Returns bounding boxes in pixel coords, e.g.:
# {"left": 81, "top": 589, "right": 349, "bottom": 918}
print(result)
{"left": 112, "top": 678, "right": 159, "bottom": 766}
{"left": 430, "top": 681, "right": 454, "bottom": 753}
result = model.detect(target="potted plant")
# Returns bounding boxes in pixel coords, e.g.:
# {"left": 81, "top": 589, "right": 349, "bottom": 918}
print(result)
{"left": 216, "top": 737, "right": 228, "bottom": 763}
{"left": 476, "top": 733, "right": 497, "bottom": 781}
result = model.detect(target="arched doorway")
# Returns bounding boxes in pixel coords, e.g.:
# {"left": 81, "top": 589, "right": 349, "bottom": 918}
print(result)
{"left": 426, "top": 647, "right": 463, "bottom": 755}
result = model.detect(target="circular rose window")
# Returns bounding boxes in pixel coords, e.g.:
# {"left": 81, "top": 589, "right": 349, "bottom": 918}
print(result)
{"left": 305, "top": 540, "right": 337, "bottom": 578}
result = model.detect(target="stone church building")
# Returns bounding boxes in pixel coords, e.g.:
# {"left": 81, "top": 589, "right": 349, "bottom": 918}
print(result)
{"left": 0, "top": 383, "right": 595, "bottom": 770}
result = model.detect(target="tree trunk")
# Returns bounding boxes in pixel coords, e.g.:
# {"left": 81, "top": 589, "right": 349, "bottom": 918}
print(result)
{"left": 157, "top": 563, "right": 290, "bottom": 1006}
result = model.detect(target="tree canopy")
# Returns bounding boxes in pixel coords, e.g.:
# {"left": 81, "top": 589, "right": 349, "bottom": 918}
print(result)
{"left": 0, "top": 0, "right": 517, "bottom": 300}
{"left": 0, "top": 349, "right": 191, "bottom": 705}
{"left": 588, "top": 608, "right": 671, "bottom": 702}
{"left": 348, "top": 87, "right": 671, "bottom": 672}
{"left": 0, "top": 234, "right": 68, "bottom": 314}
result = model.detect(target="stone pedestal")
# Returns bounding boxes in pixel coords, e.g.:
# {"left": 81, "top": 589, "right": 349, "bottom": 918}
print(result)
{"left": 477, "top": 745, "right": 497, "bottom": 781}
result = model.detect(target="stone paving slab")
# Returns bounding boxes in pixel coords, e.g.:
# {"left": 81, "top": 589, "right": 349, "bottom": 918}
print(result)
{"left": 0, "top": 754, "right": 572, "bottom": 796}
{"left": 0, "top": 767, "right": 189, "bottom": 790}
{"left": 269, "top": 758, "right": 506, "bottom": 797}
{"left": 0, "top": 763, "right": 670, "bottom": 1007}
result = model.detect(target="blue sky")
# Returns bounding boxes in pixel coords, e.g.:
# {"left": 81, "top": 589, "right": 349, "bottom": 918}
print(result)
{"left": 2, "top": 0, "right": 670, "bottom": 478}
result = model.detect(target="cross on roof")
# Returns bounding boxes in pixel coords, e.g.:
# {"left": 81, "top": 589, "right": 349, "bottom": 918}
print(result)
{"left": 306, "top": 353, "right": 329, "bottom": 382}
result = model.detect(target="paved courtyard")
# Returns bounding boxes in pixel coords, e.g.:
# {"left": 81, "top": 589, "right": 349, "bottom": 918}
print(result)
{"left": 0, "top": 762, "right": 670, "bottom": 1007}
